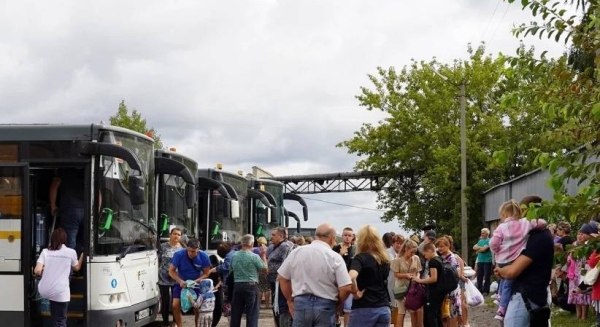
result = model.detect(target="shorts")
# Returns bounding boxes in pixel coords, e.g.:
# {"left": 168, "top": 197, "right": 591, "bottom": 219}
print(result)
{"left": 172, "top": 284, "right": 201, "bottom": 299}
{"left": 343, "top": 294, "right": 353, "bottom": 313}
{"left": 395, "top": 298, "right": 415, "bottom": 315}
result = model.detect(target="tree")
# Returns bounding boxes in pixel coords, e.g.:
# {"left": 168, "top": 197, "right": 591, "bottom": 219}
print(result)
{"left": 502, "top": 0, "right": 600, "bottom": 258}
{"left": 109, "top": 100, "right": 163, "bottom": 149}
{"left": 338, "top": 44, "right": 572, "bottom": 252}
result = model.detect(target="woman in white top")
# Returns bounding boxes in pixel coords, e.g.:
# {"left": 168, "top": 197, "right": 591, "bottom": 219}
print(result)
{"left": 34, "top": 228, "right": 84, "bottom": 327}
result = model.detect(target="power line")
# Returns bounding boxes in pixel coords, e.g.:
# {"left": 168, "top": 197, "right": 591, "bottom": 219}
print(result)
{"left": 302, "top": 196, "right": 387, "bottom": 212}
{"left": 489, "top": 2, "right": 511, "bottom": 45}
{"left": 481, "top": 0, "right": 502, "bottom": 41}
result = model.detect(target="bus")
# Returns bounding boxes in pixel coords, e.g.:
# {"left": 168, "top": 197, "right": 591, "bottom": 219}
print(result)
{"left": 0, "top": 124, "right": 159, "bottom": 327}
{"left": 154, "top": 149, "right": 197, "bottom": 243}
{"left": 248, "top": 178, "right": 308, "bottom": 238}
{"left": 196, "top": 169, "right": 248, "bottom": 254}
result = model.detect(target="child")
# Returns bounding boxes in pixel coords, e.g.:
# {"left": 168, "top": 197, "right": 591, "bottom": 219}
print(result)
{"left": 187, "top": 279, "right": 216, "bottom": 327}
{"left": 489, "top": 200, "right": 546, "bottom": 321}
{"left": 567, "top": 225, "right": 594, "bottom": 320}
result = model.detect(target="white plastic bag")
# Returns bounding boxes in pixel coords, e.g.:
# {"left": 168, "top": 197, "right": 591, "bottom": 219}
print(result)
{"left": 490, "top": 281, "right": 498, "bottom": 294}
{"left": 464, "top": 279, "right": 484, "bottom": 307}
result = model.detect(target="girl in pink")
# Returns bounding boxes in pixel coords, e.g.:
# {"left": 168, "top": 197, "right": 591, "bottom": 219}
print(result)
{"left": 489, "top": 200, "right": 546, "bottom": 321}
{"left": 566, "top": 225, "right": 593, "bottom": 320}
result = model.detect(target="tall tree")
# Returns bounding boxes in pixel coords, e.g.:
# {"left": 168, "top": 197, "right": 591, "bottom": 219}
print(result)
{"left": 504, "top": 0, "right": 600, "bottom": 228}
{"left": 109, "top": 100, "right": 163, "bottom": 149}
{"left": 339, "top": 45, "right": 570, "bottom": 251}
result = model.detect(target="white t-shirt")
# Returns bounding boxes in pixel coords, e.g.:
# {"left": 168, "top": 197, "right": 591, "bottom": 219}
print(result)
{"left": 37, "top": 245, "right": 78, "bottom": 302}
{"left": 278, "top": 240, "right": 351, "bottom": 301}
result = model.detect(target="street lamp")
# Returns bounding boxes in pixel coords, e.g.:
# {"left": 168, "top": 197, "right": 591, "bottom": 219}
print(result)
{"left": 432, "top": 69, "right": 468, "bottom": 261}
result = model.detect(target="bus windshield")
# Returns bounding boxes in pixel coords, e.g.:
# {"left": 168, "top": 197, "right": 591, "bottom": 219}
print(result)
{"left": 255, "top": 182, "right": 284, "bottom": 238}
{"left": 209, "top": 173, "right": 247, "bottom": 249}
{"left": 159, "top": 174, "right": 193, "bottom": 240}
{"left": 95, "top": 131, "right": 156, "bottom": 255}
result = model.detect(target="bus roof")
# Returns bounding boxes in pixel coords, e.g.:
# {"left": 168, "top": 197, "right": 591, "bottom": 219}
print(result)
{"left": 0, "top": 124, "right": 154, "bottom": 142}
{"left": 253, "top": 178, "right": 283, "bottom": 187}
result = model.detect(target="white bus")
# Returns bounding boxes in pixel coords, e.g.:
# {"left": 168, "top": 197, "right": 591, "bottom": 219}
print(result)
{"left": 0, "top": 124, "right": 160, "bottom": 327}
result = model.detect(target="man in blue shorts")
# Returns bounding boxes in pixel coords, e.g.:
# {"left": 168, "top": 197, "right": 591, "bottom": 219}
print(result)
{"left": 169, "top": 238, "right": 211, "bottom": 327}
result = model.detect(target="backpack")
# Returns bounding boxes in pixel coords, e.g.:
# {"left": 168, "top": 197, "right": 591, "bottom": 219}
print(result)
{"left": 435, "top": 257, "right": 459, "bottom": 295}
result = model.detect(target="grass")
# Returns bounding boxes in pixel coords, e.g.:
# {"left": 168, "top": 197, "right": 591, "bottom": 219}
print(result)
{"left": 551, "top": 308, "right": 596, "bottom": 327}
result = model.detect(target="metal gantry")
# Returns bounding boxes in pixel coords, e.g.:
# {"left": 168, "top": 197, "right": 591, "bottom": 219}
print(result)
{"left": 267, "top": 171, "right": 402, "bottom": 194}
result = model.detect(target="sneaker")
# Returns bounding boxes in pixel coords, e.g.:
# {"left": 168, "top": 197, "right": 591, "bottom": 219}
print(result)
{"left": 493, "top": 300, "right": 500, "bottom": 306}
{"left": 494, "top": 313, "right": 505, "bottom": 321}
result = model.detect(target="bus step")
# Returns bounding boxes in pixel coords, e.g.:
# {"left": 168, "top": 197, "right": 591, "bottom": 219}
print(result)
{"left": 69, "top": 294, "right": 85, "bottom": 312}
{"left": 41, "top": 311, "right": 84, "bottom": 318}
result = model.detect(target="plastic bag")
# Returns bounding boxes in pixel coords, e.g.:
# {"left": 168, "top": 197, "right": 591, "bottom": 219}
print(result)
{"left": 464, "top": 279, "right": 484, "bottom": 307}
{"left": 180, "top": 280, "right": 198, "bottom": 313}
{"left": 490, "top": 281, "right": 498, "bottom": 294}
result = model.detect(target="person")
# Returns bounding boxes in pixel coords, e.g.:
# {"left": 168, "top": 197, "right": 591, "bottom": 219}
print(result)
{"left": 169, "top": 238, "right": 211, "bottom": 327}
{"left": 387, "top": 234, "right": 404, "bottom": 327}
{"left": 158, "top": 228, "right": 183, "bottom": 326}
{"left": 333, "top": 227, "right": 356, "bottom": 327}
{"left": 267, "top": 227, "right": 294, "bottom": 327}
{"left": 414, "top": 242, "right": 444, "bottom": 327}
{"left": 555, "top": 221, "right": 574, "bottom": 251}
{"left": 472, "top": 228, "right": 492, "bottom": 295}
{"left": 187, "top": 279, "right": 217, "bottom": 327}
{"left": 253, "top": 236, "right": 271, "bottom": 309}
{"left": 214, "top": 242, "right": 234, "bottom": 323}
{"left": 489, "top": 200, "right": 546, "bottom": 321}
{"left": 49, "top": 168, "right": 85, "bottom": 251}
{"left": 230, "top": 234, "right": 268, "bottom": 327}
{"left": 435, "top": 237, "right": 462, "bottom": 326}
{"left": 278, "top": 223, "right": 352, "bottom": 327}
{"left": 347, "top": 225, "right": 392, "bottom": 327}
{"left": 391, "top": 240, "right": 420, "bottom": 327}
{"left": 566, "top": 224, "right": 595, "bottom": 321}
{"left": 207, "top": 255, "right": 223, "bottom": 327}
{"left": 495, "top": 195, "right": 554, "bottom": 327}
{"left": 34, "top": 228, "right": 84, "bottom": 327}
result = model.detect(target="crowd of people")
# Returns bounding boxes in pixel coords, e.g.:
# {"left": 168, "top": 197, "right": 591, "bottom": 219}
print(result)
{"left": 152, "top": 193, "right": 600, "bottom": 327}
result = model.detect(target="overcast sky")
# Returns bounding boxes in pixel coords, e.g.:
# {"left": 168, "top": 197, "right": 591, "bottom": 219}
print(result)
{"left": 1, "top": 0, "right": 569, "bottom": 237}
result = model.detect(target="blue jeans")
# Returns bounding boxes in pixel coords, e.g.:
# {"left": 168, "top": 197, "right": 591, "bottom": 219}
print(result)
{"left": 59, "top": 208, "right": 84, "bottom": 250}
{"left": 50, "top": 301, "right": 68, "bottom": 327}
{"left": 499, "top": 278, "right": 513, "bottom": 310}
{"left": 230, "top": 282, "right": 259, "bottom": 327}
{"left": 348, "top": 306, "right": 391, "bottom": 327}
{"left": 504, "top": 292, "right": 545, "bottom": 327}
{"left": 292, "top": 294, "right": 337, "bottom": 327}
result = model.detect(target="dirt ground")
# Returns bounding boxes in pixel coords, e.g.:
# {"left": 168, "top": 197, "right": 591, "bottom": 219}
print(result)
{"left": 152, "top": 304, "right": 496, "bottom": 327}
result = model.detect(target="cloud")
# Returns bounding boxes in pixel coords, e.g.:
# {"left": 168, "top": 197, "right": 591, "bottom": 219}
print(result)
{"left": 1, "top": 0, "right": 568, "bottom": 237}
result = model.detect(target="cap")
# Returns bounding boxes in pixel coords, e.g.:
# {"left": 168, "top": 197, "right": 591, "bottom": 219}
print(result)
{"left": 187, "top": 238, "right": 200, "bottom": 249}
{"left": 425, "top": 230, "right": 436, "bottom": 239}
{"left": 579, "top": 223, "right": 598, "bottom": 236}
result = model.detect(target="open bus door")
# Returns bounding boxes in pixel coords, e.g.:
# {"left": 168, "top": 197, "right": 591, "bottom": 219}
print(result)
{"left": 0, "top": 163, "right": 30, "bottom": 327}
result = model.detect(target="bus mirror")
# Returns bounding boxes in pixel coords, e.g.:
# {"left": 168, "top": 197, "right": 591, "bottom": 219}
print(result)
{"left": 128, "top": 175, "right": 146, "bottom": 206}
{"left": 296, "top": 221, "right": 301, "bottom": 234}
{"left": 230, "top": 200, "right": 240, "bottom": 220}
{"left": 185, "top": 184, "right": 196, "bottom": 209}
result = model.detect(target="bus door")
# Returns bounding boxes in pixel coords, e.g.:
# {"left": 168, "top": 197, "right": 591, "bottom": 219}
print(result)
{"left": 0, "top": 163, "right": 30, "bottom": 327}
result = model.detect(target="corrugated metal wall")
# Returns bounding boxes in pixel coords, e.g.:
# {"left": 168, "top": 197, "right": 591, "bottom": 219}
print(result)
{"left": 482, "top": 154, "right": 597, "bottom": 223}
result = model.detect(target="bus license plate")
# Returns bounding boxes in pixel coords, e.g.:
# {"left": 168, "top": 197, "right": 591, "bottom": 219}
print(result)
{"left": 137, "top": 308, "right": 150, "bottom": 321}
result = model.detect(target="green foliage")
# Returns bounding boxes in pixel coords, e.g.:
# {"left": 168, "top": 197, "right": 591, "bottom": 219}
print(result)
{"left": 506, "top": 0, "right": 600, "bottom": 259}
{"left": 109, "top": 100, "right": 163, "bottom": 149}
{"left": 338, "top": 44, "right": 571, "bottom": 252}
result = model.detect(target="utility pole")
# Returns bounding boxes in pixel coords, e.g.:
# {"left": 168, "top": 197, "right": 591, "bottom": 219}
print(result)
{"left": 432, "top": 69, "right": 469, "bottom": 260}
{"left": 460, "top": 81, "right": 468, "bottom": 261}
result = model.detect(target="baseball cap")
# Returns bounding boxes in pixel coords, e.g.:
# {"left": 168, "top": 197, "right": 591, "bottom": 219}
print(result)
{"left": 425, "top": 230, "right": 436, "bottom": 239}
{"left": 187, "top": 238, "right": 200, "bottom": 249}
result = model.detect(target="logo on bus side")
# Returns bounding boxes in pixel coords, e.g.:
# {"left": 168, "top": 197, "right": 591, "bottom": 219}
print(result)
{"left": 111, "top": 279, "right": 117, "bottom": 289}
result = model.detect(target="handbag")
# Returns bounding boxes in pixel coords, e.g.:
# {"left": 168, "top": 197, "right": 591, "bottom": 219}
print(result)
{"left": 404, "top": 281, "right": 426, "bottom": 311}
{"left": 394, "top": 284, "right": 409, "bottom": 300}
{"left": 583, "top": 267, "right": 600, "bottom": 285}
{"left": 441, "top": 297, "right": 451, "bottom": 318}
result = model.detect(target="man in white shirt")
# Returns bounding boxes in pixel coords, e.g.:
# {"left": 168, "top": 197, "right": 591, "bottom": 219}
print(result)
{"left": 278, "top": 224, "right": 352, "bottom": 327}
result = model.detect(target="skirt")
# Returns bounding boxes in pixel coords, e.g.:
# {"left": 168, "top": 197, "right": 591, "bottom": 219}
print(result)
{"left": 259, "top": 274, "right": 270, "bottom": 292}
{"left": 568, "top": 279, "right": 591, "bottom": 305}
